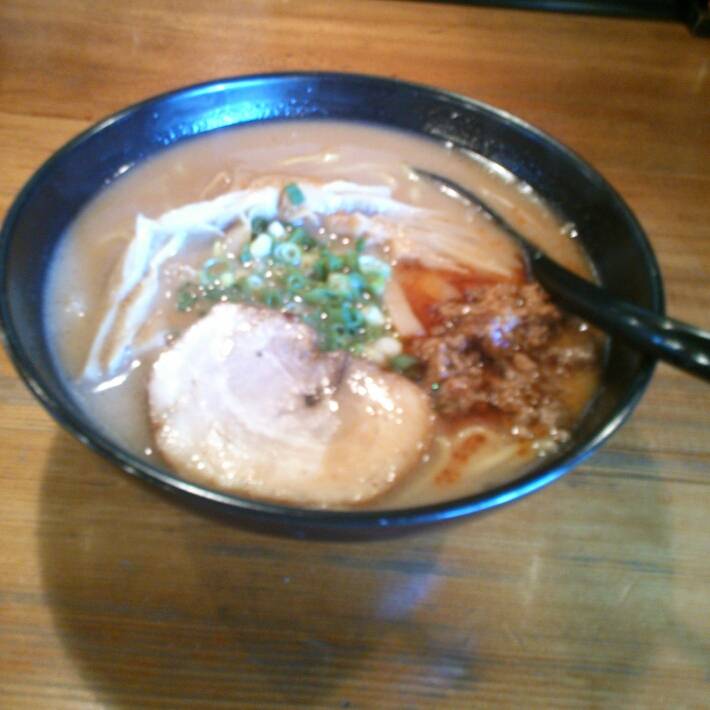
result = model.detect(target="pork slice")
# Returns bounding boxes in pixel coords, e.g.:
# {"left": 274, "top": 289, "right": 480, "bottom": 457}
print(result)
{"left": 148, "top": 303, "right": 433, "bottom": 508}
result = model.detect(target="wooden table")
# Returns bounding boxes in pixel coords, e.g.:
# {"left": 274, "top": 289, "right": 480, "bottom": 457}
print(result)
{"left": 1, "top": 1, "right": 709, "bottom": 707}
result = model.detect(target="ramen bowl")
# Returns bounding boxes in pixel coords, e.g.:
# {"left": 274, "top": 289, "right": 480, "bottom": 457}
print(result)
{"left": 0, "top": 73, "right": 662, "bottom": 536}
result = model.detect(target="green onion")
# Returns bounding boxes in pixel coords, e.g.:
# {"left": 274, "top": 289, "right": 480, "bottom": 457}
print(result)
{"left": 289, "top": 226, "right": 317, "bottom": 249}
{"left": 326, "top": 273, "right": 352, "bottom": 296}
{"left": 362, "top": 304, "right": 385, "bottom": 326}
{"left": 286, "top": 272, "right": 307, "bottom": 293}
{"left": 219, "top": 271, "right": 236, "bottom": 288}
{"left": 176, "top": 222, "right": 396, "bottom": 358}
{"left": 176, "top": 282, "right": 200, "bottom": 312}
{"left": 274, "top": 242, "right": 302, "bottom": 267}
{"left": 199, "top": 257, "right": 231, "bottom": 287}
{"left": 260, "top": 288, "right": 283, "bottom": 308}
{"left": 326, "top": 253, "right": 344, "bottom": 272}
{"left": 342, "top": 251, "right": 358, "bottom": 271}
{"left": 311, "top": 257, "right": 328, "bottom": 282}
{"left": 358, "top": 254, "right": 391, "bottom": 279}
{"left": 284, "top": 182, "right": 305, "bottom": 206}
{"left": 341, "top": 304, "right": 365, "bottom": 333}
{"left": 303, "top": 287, "right": 334, "bottom": 305}
{"left": 204, "top": 286, "right": 226, "bottom": 302}
{"left": 245, "top": 274, "right": 264, "bottom": 291}
{"left": 250, "top": 216, "right": 269, "bottom": 235}
{"left": 300, "top": 252, "right": 318, "bottom": 272}
{"left": 250, "top": 233, "right": 273, "bottom": 260}
{"left": 267, "top": 220, "right": 287, "bottom": 239}
{"left": 347, "top": 272, "right": 366, "bottom": 294}
{"left": 390, "top": 354, "right": 421, "bottom": 373}
{"left": 323, "top": 327, "right": 350, "bottom": 351}
{"left": 240, "top": 244, "right": 253, "bottom": 265}
{"left": 366, "top": 275, "right": 388, "bottom": 297}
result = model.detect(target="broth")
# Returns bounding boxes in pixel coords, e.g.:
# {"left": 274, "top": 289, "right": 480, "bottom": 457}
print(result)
{"left": 46, "top": 120, "right": 601, "bottom": 509}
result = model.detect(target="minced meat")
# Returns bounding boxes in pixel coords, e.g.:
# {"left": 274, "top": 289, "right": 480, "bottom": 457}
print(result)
{"left": 408, "top": 283, "right": 597, "bottom": 441}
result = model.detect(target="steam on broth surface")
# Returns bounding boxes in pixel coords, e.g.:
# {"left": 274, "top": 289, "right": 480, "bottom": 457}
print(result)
{"left": 46, "top": 120, "right": 601, "bottom": 509}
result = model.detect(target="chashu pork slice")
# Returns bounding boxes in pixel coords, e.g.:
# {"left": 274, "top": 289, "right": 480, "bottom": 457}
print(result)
{"left": 148, "top": 303, "right": 434, "bottom": 508}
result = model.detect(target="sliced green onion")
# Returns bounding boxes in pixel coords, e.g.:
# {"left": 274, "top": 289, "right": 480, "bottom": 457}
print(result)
{"left": 289, "top": 226, "right": 317, "bottom": 249}
{"left": 311, "top": 258, "right": 328, "bottom": 282}
{"left": 218, "top": 271, "right": 236, "bottom": 289}
{"left": 358, "top": 254, "right": 391, "bottom": 279}
{"left": 303, "top": 287, "right": 334, "bottom": 305}
{"left": 362, "top": 304, "right": 385, "bottom": 326}
{"left": 204, "top": 286, "right": 226, "bottom": 302}
{"left": 323, "top": 327, "right": 350, "bottom": 351}
{"left": 341, "top": 304, "right": 365, "bottom": 333}
{"left": 347, "top": 272, "right": 366, "bottom": 294}
{"left": 200, "top": 257, "right": 231, "bottom": 287}
{"left": 267, "top": 220, "right": 287, "bottom": 239}
{"left": 274, "top": 242, "right": 302, "bottom": 267}
{"left": 250, "top": 233, "right": 273, "bottom": 260}
{"left": 260, "top": 288, "right": 283, "bottom": 308}
{"left": 326, "top": 273, "right": 352, "bottom": 296}
{"left": 178, "top": 222, "right": 395, "bottom": 357}
{"left": 326, "top": 253, "right": 344, "bottom": 272}
{"left": 390, "top": 354, "right": 421, "bottom": 373}
{"left": 284, "top": 182, "right": 305, "bottom": 206}
{"left": 250, "top": 216, "right": 269, "bottom": 235}
{"left": 342, "top": 251, "right": 359, "bottom": 271}
{"left": 246, "top": 274, "right": 264, "bottom": 290}
{"left": 366, "top": 274, "right": 388, "bottom": 297}
{"left": 286, "top": 272, "right": 307, "bottom": 293}
{"left": 176, "top": 282, "right": 200, "bottom": 312}
{"left": 300, "top": 252, "right": 318, "bottom": 271}
{"left": 240, "top": 244, "right": 253, "bottom": 265}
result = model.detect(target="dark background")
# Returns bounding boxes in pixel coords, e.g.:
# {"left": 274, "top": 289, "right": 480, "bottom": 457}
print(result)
{"left": 427, "top": 0, "right": 709, "bottom": 33}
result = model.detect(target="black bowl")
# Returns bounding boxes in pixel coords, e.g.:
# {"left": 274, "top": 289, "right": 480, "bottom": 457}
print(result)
{"left": 0, "top": 73, "right": 662, "bottom": 536}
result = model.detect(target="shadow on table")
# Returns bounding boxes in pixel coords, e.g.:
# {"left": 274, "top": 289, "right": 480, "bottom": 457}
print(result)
{"left": 39, "top": 422, "right": 689, "bottom": 707}
{"left": 38, "top": 430, "right": 457, "bottom": 708}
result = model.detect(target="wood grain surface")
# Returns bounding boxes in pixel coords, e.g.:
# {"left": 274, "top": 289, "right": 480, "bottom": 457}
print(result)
{"left": 1, "top": 1, "right": 709, "bottom": 707}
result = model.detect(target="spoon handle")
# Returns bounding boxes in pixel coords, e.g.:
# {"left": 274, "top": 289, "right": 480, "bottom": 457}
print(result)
{"left": 531, "top": 254, "right": 710, "bottom": 381}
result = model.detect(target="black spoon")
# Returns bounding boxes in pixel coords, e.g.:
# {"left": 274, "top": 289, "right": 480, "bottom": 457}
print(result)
{"left": 413, "top": 167, "right": 710, "bottom": 381}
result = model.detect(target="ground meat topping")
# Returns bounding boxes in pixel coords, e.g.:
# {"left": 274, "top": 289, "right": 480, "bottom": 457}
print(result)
{"left": 408, "top": 283, "right": 596, "bottom": 441}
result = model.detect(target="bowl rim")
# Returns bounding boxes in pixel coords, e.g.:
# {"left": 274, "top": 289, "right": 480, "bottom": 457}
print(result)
{"left": 0, "top": 71, "right": 663, "bottom": 530}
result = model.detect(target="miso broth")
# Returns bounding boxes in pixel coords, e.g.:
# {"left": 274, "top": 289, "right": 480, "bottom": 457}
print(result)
{"left": 45, "top": 120, "right": 601, "bottom": 509}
